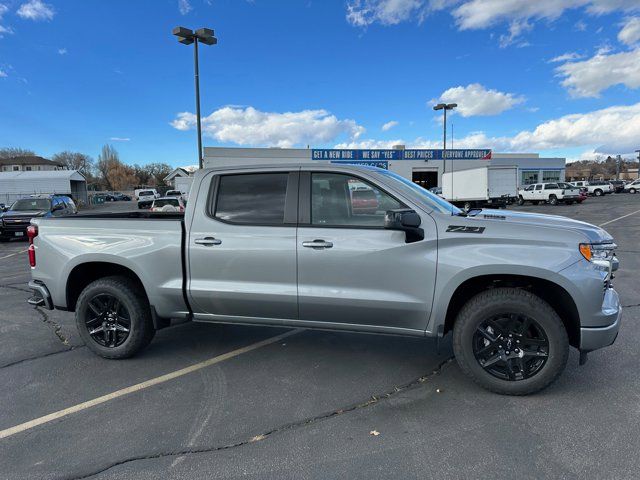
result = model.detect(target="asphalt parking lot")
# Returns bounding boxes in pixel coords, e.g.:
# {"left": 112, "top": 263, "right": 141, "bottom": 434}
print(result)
{"left": 1, "top": 195, "right": 639, "bottom": 480}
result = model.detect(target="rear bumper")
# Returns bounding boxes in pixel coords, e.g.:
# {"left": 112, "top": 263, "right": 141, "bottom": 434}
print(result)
{"left": 580, "top": 288, "right": 622, "bottom": 351}
{"left": 27, "top": 280, "right": 53, "bottom": 310}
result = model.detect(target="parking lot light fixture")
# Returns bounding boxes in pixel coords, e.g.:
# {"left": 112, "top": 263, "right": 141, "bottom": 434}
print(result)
{"left": 433, "top": 103, "right": 457, "bottom": 189}
{"left": 172, "top": 26, "right": 218, "bottom": 169}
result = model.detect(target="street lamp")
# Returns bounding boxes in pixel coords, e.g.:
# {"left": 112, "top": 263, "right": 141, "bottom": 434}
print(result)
{"left": 172, "top": 26, "right": 218, "bottom": 169}
{"left": 433, "top": 103, "right": 457, "bottom": 174}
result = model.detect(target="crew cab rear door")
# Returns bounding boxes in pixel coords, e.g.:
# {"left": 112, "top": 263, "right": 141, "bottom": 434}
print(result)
{"left": 187, "top": 169, "right": 299, "bottom": 321}
{"left": 295, "top": 170, "right": 436, "bottom": 333}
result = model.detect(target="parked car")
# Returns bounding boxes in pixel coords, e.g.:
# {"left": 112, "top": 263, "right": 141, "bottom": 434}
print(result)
{"left": 517, "top": 182, "right": 581, "bottom": 205}
{"left": 27, "top": 164, "right": 621, "bottom": 395}
{"left": 350, "top": 188, "right": 379, "bottom": 214}
{"left": 0, "top": 203, "right": 8, "bottom": 212}
{"left": 623, "top": 179, "right": 640, "bottom": 194}
{"left": 150, "top": 196, "right": 185, "bottom": 213}
{"left": 165, "top": 190, "right": 184, "bottom": 198}
{"left": 608, "top": 180, "right": 626, "bottom": 193}
{"left": 134, "top": 188, "right": 159, "bottom": 201}
{"left": 137, "top": 190, "right": 158, "bottom": 209}
{"left": 570, "top": 181, "right": 612, "bottom": 196}
{"left": 105, "top": 192, "right": 132, "bottom": 202}
{"left": 0, "top": 195, "right": 76, "bottom": 241}
{"left": 557, "top": 183, "right": 587, "bottom": 204}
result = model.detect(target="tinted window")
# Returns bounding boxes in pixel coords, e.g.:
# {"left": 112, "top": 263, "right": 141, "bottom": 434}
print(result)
{"left": 535, "top": 184, "right": 543, "bottom": 190}
{"left": 139, "top": 190, "right": 154, "bottom": 196}
{"left": 545, "top": 183, "right": 558, "bottom": 189}
{"left": 11, "top": 199, "right": 51, "bottom": 211}
{"left": 311, "top": 173, "right": 405, "bottom": 227}
{"left": 214, "top": 173, "right": 288, "bottom": 225}
{"left": 525, "top": 185, "right": 534, "bottom": 191}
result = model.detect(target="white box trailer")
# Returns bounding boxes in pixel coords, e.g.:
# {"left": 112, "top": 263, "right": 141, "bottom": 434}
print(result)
{"left": 442, "top": 165, "right": 518, "bottom": 210}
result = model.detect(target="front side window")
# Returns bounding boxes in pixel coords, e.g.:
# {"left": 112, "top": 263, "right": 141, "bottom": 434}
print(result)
{"left": 214, "top": 173, "right": 289, "bottom": 225}
{"left": 311, "top": 173, "right": 405, "bottom": 227}
{"left": 524, "top": 185, "right": 534, "bottom": 191}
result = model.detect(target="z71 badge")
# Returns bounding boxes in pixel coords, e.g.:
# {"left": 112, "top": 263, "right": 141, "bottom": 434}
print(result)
{"left": 446, "top": 225, "right": 485, "bottom": 234}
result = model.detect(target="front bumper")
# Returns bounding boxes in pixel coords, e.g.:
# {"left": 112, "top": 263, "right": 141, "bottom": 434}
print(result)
{"left": 580, "top": 288, "right": 622, "bottom": 351}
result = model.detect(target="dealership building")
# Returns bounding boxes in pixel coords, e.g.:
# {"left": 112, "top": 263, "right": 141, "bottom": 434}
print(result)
{"left": 203, "top": 147, "right": 565, "bottom": 189}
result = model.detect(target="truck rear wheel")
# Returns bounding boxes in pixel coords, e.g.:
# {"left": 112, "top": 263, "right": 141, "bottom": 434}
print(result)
{"left": 594, "top": 189, "right": 603, "bottom": 197}
{"left": 548, "top": 195, "right": 558, "bottom": 205}
{"left": 75, "top": 276, "right": 155, "bottom": 359}
{"left": 452, "top": 288, "right": 569, "bottom": 395}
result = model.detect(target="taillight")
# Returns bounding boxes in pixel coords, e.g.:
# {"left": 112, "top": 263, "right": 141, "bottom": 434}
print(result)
{"left": 27, "top": 225, "right": 37, "bottom": 267}
{"left": 179, "top": 205, "right": 184, "bottom": 213}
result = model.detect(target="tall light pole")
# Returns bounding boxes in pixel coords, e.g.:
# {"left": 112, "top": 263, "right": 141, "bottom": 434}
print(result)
{"left": 172, "top": 26, "right": 218, "bottom": 169}
{"left": 433, "top": 103, "right": 457, "bottom": 197}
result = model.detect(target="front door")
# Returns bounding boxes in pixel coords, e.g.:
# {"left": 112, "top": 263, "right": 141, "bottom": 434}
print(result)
{"left": 296, "top": 171, "right": 437, "bottom": 333}
{"left": 188, "top": 171, "right": 299, "bottom": 321}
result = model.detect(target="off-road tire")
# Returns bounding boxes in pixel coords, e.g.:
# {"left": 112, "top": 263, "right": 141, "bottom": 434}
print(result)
{"left": 453, "top": 288, "right": 569, "bottom": 395}
{"left": 76, "top": 276, "right": 155, "bottom": 359}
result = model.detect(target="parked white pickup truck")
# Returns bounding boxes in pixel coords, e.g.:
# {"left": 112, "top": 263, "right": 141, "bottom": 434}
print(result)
{"left": 570, "top": 181, "right": 612, "bottom": 197}
{"left": 517, "top": 182, "right": 581, "bottom": 205}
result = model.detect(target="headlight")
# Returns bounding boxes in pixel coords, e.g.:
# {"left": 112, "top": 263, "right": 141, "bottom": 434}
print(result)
{"left": 579, "top": 242, "right": 616, "bottom": 262}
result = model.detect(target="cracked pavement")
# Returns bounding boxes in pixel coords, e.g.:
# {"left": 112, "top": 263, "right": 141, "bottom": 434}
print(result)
{"left": 0, "top": 195, "right": 639, "bottom": 480}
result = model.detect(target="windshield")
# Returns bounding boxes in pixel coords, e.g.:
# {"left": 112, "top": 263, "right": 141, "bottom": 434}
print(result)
{"left": 166, "top": 191, "right": 181, "bottom": 196}
{"left": 376, "top": 169, "right": 462, "bottom": 215}
{"left": 10, "top": 199, "right": 51, "bottom": 211}
{"left": 153, "top": 199, "right": 179, "bottom": 207}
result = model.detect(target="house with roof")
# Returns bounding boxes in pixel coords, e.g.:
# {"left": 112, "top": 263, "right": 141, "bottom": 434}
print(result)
{"left": 0, "top": 156, "right": 65, "bottom": 172}
{"left": 163, "top": 166, "right": 195, "bottom": 194}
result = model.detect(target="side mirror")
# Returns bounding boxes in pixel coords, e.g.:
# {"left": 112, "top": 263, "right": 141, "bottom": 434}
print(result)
{"left": 384, "top": 209, "right": 424, "bottom": 243}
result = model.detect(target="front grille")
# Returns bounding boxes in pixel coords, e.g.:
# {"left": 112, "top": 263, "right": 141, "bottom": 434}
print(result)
{"left": 1, "top": 219, "right": 30, "bottom": 233}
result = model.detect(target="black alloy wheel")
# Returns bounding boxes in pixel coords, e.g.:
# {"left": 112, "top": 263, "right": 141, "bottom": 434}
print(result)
{"left": 85, "top": 293, "right": 131, "bottom": 347}
{"left": 472, "top": 314, "right": 549, "bottom": 381}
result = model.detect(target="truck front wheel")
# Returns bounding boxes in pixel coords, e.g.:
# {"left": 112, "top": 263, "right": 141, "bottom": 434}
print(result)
{"left": 75, "top": 276, "right": 155, "bottom": 359}
{"left": 517, "top": 195, "right": 525, "bottom": 206}
{"left": 452, "top": 288, "right": 569, "bottom": 395}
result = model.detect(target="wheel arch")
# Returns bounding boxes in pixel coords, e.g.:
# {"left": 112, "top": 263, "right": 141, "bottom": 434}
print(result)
{"left": 442, "top": 274, "right": 580, "bottom": 348}
{"left": 66, "top": 261, "right": 148, "bottom": 313}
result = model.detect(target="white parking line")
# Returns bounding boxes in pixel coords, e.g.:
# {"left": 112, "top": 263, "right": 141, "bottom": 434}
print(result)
{"left": 0, "top": 329, "right": 301, "bottom": 440}
{"left": 0, "top": 249, "right": 28, "bottom": 261}
{"left": 599, "top": 208, "right": 640, "bottom": 227}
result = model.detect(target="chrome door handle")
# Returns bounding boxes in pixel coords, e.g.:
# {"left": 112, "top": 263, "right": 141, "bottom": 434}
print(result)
{"left": 302, "top": 239, "right": 333, "bottom": 249}
{"left": 195, "top": 237, "right": 222, "bottom": 246}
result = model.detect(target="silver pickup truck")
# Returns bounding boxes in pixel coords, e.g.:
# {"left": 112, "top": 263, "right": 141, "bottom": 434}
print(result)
{"left": 27, "top": 164, "right": 622, "bottom": 395}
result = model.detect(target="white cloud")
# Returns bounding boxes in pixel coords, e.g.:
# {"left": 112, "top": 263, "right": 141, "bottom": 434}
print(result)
{"left": 110, "top": 137, "right": 130, "bottom": 142}
{"left": 0, "top": 24, "right": 12, "bottom": 36}
{"left": 346, "top": 0, "right": 426, "bottom": 26}
{"left": 346, "top": 1, "right": 640, "bottom": 46}
{"left": 555, "top": 47, "right": 640, "bottom": 97}
{"left": 57, "top": 48, "right": 67, "bottom": 55}
{"left": 178, "top": 0, "right": 192, "bottom": 15}
{"left": 0, "top": 69, "right": 7, "bottom": 77}
{"left": 438, "top": 83, "right": 524, "bottom": 117}
{"left": 17, "top": 0, "right": 54, "bottom": 20}
{"left": 381, "top": 120, "right": 398, "bottom": 131}
{"left": 171, "top": 106, "right": 365, "bottom": 148}
{"left": 549, "top": 51, "right": 584, "bottom": 63}
{"left": 618, "top": 17, "right": 640, "bottom": 45}
{"left": 338, "top": 102, "right": 640, "bottom": 155}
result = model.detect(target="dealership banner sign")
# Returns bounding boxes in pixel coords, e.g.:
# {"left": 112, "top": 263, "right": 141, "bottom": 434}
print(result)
{"left": 329, "top": 160, "right": 389, "bottom": 169}
{"left": 311, "top": 149, "right": 492, "bottom": 161}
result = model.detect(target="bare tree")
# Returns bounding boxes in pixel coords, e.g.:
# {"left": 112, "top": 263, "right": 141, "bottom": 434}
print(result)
{"left": 0, "top": 147, "right": 36, "bottom": 159}
{"left": 96, "top": 145, "right": 137, "bottom": 191}
{"left": 51, "top": 151, "right": 94, "bottom": 175}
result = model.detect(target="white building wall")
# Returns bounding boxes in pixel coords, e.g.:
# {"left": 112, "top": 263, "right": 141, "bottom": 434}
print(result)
{"left": 203, "top": 147, "right": 565, "bottom": 188}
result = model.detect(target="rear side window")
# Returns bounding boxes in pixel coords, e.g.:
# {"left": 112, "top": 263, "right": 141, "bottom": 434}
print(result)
{"left": 139, "top": 191, "right": 154, "bottom": 196}
{"left": 545, "top": 183, "right": 558, "bottom": 189}
{"left": 214, "top": 173, "right": 289, "bottom": 225}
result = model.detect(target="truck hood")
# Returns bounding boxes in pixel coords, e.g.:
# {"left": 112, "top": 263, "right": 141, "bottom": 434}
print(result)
{"left": 468, "top": 209, "right": 613, "bottom": 244}
{"left": 1, "top": 210, "right": 47, "bottom": 219}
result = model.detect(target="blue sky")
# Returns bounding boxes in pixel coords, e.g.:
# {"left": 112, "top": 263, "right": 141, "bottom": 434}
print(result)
{"left": 1, "top": 0, "right": 640, "bottom": 167}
